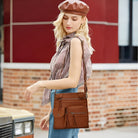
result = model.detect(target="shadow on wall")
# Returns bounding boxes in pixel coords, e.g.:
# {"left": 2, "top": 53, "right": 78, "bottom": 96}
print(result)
{"left": 115, "top": 107, "right": 138, "bottom": 127}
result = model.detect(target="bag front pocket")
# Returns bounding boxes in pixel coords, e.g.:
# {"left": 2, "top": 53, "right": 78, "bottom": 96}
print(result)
{"left": 53, "top": 107, "right": 66, "bottom": 129}
{"left": 66, "top": 106, "right": 89, "bottom": 128}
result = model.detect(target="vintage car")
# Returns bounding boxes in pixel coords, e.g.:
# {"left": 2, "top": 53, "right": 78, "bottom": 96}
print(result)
{"left": 0, "top": 107, "right": 35, "bottom": 138}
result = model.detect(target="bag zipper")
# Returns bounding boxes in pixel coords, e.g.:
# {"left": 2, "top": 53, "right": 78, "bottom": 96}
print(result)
{"left": 58, "top": 98, "right": 85, "bottom": 100}
{"left": 71, "top": 112, "right": 86, "bottom": 115}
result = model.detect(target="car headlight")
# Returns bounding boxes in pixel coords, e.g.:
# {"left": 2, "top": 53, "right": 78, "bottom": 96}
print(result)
{"left": 24, "top": 121, "right": 32, "bottom": 134}
{"left": 14, "top": 123, "right": 24, "bottom": 136}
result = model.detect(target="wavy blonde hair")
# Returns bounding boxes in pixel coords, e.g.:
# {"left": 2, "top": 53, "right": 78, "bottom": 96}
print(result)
{"left": 53, "top": 12, "right": 94, "bottom": 54}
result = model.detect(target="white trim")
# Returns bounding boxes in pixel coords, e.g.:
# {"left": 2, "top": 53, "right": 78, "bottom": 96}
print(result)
{"left": 2, "top": 63, "right": 50, "bottom": 70}
{"left": 88, "top": 21, "right": 118, "bottom": 26}
{"left": 92, "top": 63, "right": 138, "bottom": 70}
{"left": 12, "top": 22, "right": 53, "bottom": 25}
{"left": 1, "top": 63, "right": 138, "bottom": 70}
{"left": 3, "top": 24, "right": 10, "bottom": 27}
{"left": 3, "top": 21, "right": 118, "bottom": 27}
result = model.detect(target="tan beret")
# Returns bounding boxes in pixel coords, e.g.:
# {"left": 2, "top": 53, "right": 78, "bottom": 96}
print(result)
{"left": 58, "top": 0, "right": 90, "bottom": 16}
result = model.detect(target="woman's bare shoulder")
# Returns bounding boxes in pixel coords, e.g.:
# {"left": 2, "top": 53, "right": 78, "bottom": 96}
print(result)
{"left": 70, "top": 37, "right": 82, "bottom": 46}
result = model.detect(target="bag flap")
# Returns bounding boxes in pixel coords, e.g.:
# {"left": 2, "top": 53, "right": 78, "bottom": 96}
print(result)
{"left": 53, "top": 108, "right": 65, "bottom": 118}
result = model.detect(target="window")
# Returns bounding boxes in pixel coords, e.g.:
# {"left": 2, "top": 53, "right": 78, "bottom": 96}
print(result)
{"left": 119, "top": 0, "right": 138, "bottom": 63}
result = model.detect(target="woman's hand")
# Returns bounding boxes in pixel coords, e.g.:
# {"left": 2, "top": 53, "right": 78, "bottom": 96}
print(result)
{"left": 24, "top": 81, "right": 42, "bottom": 101}
{"left": 39, "top": 114, "right": 50, "bottom": 130}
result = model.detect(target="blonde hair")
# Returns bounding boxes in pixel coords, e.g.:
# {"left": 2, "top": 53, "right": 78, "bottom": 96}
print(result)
{"left": 53, "top": 12, "right": 94, "bottom": 54}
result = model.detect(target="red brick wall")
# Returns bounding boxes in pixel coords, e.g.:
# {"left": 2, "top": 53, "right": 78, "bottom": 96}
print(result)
{"left": 88, "top": 70, "right": 138, "bottom": 130}
{"left": 1, "top": 69, "right": 138, "bottom": 131}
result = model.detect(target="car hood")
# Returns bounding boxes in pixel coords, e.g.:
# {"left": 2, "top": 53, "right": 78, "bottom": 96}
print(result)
{"left": 0, "top": 107, "right": 34, "bottom": 119}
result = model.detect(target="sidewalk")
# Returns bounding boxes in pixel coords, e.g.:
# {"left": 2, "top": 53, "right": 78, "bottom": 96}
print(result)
{"left": 34, "top": 126, "right": 138, "bottom": 138}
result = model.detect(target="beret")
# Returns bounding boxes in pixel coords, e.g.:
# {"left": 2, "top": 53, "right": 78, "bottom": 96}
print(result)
{"left": 58, "top": 0, "right": 89, "bottom": 16}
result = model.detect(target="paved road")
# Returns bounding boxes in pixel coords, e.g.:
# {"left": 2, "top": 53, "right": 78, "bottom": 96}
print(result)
{"left": 34, "top": 126, "right": 138, "bottom": 138}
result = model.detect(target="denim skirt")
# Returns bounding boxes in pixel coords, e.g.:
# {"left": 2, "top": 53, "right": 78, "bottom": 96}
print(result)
{"left": 48, "top": 88, "right": 79, "bottom": 138}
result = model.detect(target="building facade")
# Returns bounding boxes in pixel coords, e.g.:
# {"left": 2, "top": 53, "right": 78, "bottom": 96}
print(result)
{"left": 0, "top": 0, "right": 138, "bottom": 131}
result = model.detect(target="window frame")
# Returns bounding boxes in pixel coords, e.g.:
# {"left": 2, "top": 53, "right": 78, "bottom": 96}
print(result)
{"left": 119, "top": 0, "right": 138, "bottom": 63}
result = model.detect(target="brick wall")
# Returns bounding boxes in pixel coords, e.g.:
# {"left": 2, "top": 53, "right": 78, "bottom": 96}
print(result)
{"left": 1, "top": 69, "right": 138, "bottom": 131}
{"left": 88, "top": 70, "right": 138, "bottom": 130}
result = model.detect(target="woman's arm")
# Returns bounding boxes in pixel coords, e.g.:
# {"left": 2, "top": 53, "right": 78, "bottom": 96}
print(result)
{"left": 24, "top": 38, "right": 82, "bottom": 101}
{"left": 38, "top": 37, "right": 82, "bottom": 89}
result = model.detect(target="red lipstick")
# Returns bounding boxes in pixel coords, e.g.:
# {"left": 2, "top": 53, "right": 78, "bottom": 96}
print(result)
{"left": 66, "top": 27, "right": 72, "bottom": 30}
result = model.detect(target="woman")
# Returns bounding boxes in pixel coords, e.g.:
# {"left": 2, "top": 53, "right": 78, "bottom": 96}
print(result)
{"left": 24, "top": 0, "right": 94, "bottom": 137}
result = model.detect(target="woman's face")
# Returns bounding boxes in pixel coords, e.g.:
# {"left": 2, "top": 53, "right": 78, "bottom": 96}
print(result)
{"left": 62, "top": 13, "right": 84, "bottom": 34}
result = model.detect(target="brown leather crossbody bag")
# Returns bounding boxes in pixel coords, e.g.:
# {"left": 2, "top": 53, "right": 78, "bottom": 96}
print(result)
{"left": 53, "top": 37, "right": 89, "bottom": 129}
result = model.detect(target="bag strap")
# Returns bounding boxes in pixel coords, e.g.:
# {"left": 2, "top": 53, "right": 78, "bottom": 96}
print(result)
{"left": 55, "top": 36, "right": 88, "bottom": 96}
